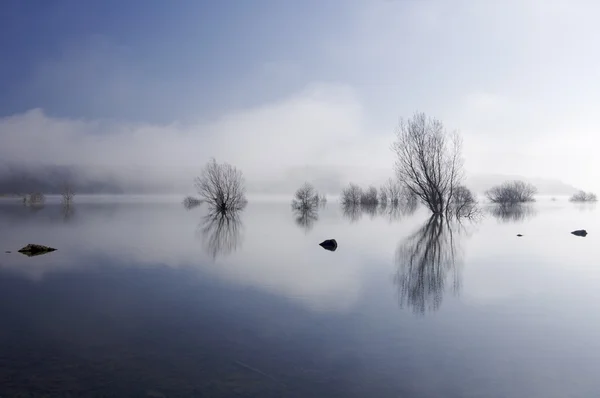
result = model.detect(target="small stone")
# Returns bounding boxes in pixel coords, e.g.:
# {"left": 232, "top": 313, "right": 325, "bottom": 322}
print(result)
{"left": 319, "top": 239, "right": 338, "bottom": 251}
{"left": 516, "top": 234, "right": 523, "bottom": 237}
{"left": 571, "top": 230, "right": 588, "bottom": 237}
{"left": 17, "top": 244, "right": 57, "bottom": 257}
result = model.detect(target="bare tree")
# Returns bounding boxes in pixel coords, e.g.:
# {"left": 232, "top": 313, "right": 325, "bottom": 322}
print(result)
{"left": 195, "top": 158, "right": 247, "bottom": 213}
{"left": 61, "top": 182, "right": 75, "bottom": 206}
{"left": 485, "top": 180, "right": 537, "bottom": 204}
{"left": 569, "top": 190, "right": 597, "bottom": 202}
{"left": 23, "top": 192, "right": 45, "bottom": 206}
{"left": 340, "top": 183, "right": 362, "bottom": 206}
{"left": 450, "top": 185, "right": 478, "bottom": 219}
{"left": 360, "top": 185, "right": 379, "bottom": 206}
{"left": 292, "top": 182, "right": 319, "bottom": 210}
{"left": 392, "top": 112, "right": 463, "bottom": 216}
{"left": 379, "top": 186, "right": 388, "bottom": 205}
{"left": 183, "top": 196, "right": 203, "bottom": 210}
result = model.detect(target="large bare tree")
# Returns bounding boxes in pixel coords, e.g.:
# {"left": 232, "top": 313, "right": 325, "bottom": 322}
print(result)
{"left": 392, "top": 112, "right": 464, "bottom": 215}
{"left": 195, "top": 158, "right": 247, "bottom": 213}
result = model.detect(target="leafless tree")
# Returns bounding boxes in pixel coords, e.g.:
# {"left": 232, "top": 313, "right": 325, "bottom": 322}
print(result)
{"left": 23, "top": 192, "right": 45, "bottom": 206}
{"left": 450, "top": 185, "right": 479, "bottom": 219}
{"left": 569, "top": 190, "right": 598, "bottom": 202}
{"left": 379, "top": 186, "right": 388, "bottom": 205}
{"left": 292, "top": 182, "right": 319, "bottom": 210}
{"left": 392, "top": 112, "right": 464, "bottom": 216}
{"left": 360, "top": 185, "right": 379, "bottom": 206}
{"left": 485, "top": 180, "right": 537, "bottom": 204}
{"left": 61, "top": 181, "right": 75, "bottom": 206}
{"left": 393, "top": 215, "right": 465, "bottom": 315}
{"left": 340, "top": 183, "right": 362, "bottom": 206}
{"left": 183, "top": 196, "right": 203, "bottom": 210}
{"left": 195, "top": 158, "right": 247, "bottom": 214}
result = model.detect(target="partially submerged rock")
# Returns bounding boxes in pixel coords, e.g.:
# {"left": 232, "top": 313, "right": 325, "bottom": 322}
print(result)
{"left": 517, "top": 234, "right": 523, "bottom": 237}
{"left": 571, "top": 230, "right": 588, "bottom": 237}
{"left": 319, "top": 239, "right": 338, "bottom": 252}
{"left": 17, "top": 244, "right": 57, "bottom": 257}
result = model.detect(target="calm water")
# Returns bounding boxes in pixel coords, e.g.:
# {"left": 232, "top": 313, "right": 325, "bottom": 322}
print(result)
{"left": 0, "top": 196, "right": 599, "bottom": 397}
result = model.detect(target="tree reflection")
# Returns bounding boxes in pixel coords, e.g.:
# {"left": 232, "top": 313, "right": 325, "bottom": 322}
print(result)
{"left": 197, "top": 209, "right": 243, "bottom": 259}
{"left": 393, "top": 215, "right": 465, "bottom": 315}
{"left": 342, "top": 200, "right": 418, "bottom": 223}
{"left": 62, "top": 204, "right": 75, "bottom": 222}
{"left": 341, "top": 203, "right": 362, "bottom": 223}
{"left": 292, "top": 204, "right": 319, "bottom": 233}
{"left": 487, "top": 204, "right": 537, "bottom": 223}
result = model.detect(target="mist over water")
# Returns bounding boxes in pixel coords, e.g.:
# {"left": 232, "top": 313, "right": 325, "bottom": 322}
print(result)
{"left": 0, "top": 196, "right": 598, "bottom": 397}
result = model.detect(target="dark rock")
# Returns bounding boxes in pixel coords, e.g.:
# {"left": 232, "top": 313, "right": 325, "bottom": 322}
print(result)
{"left": 517, "top": 234, "right": 523, "bottom": 237}
{"left": 319, "top": 239, "right": 338, "bottom": 252}
{"left": 571, "top": 230, "right": 588, "bottom": 237}
{"left": 17, "top": 244, "right": 57, "bottom": 257}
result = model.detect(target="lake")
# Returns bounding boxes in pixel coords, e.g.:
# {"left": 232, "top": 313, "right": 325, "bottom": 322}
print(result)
{"left": 0, "top": 196, "right": 599, "bottom": 397}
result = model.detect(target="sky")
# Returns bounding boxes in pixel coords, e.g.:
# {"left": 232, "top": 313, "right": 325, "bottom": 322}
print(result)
{"left": 1, "top": 0, "right": 599, "bottom": 194}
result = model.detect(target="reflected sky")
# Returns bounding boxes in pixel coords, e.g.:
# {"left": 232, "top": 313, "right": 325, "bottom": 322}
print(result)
{"left": 1, "top": 198, "right": 600, "bottom": 397}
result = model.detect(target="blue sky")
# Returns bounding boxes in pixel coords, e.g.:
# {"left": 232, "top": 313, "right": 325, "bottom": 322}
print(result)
{"left": 1, "top": 0, "right": 600, "bottom": 193}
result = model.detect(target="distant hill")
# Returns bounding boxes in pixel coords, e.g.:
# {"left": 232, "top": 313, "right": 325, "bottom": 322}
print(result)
{"left": 0, "top": 163, "right": 125, "bottom": 194}
{"left": 466, "top": 174, "right": 580, "bottom": 196}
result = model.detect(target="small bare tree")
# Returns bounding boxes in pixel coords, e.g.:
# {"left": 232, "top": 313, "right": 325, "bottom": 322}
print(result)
{"left": 485, "top": 180, "right": 537, "bottom": 204}
{"left": 392, "top": 112, "right": 463, "bottom": 216}
{"left": 340, "top": 183, "right": 362, "bottom": 206}
{"left": 360, "top": 185, "right": 379, "bottom": 206}
{"left": 23, "top": 192, "right": 45, "bottom": 206}
{"left": 569, "top": 190, "right": 597, "bottom": 202}
{"left": 450, "top": 185, "right": 478, "bottom": 219}
{"left": 195, "top": 158, "right": 247, "bottom": 214}
{"left": 379, "top": 186, "right": 388, "bottom": 205}
{"left": 183, "top": 196, "right": 202, "bottom": 210}
{"left": 292, "top": 182, "right": 319, "bottom": 210}
{"left": 61, "top": 182, "right": 75, "bottom": 206}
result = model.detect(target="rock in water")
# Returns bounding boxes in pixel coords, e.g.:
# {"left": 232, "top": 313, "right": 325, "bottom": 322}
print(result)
{"left": 517, "top": 234, "right": 523, "bottom": 237}
{"left": 17, "top": 244, "right": 57, "bottom": 257}
{"left": 319, "top": 239, "right": 338, "bottom": 252}
{"left": 571, "top": 230, "right": 588, "bottom": 237}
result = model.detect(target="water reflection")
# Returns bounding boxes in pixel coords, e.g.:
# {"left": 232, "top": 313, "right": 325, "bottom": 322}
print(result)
{"left": 487, "top": 204, "right": 537, "bottom": 223}
{"left": 393, "top": 216, "right": 464, "bottom": 315}
{"left": 342, "top": 201, "right": 418, "bottom": 223}
{"left": 292, "top": 205, "right": 319, "bottom": 232}
{"left": 62, "top": 204, "right": 75, "bottom": 222}
{"left": 197, "top": 209, "right": 244, "bottom": 259}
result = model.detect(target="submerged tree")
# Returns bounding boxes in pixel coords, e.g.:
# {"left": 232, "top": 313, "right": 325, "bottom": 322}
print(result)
{"left": 183, "top": 196, "right": 203, "bottom": 210}
{"left": 340, "top": 183, "right": 362, "bottom": 206}
{"left": 195, "top": 158, "right": 247, "bottom": 214}
{"left": 569, "top": 190, "right": 598, "bottom": 203}
{"left": 485, "top": 180, "right": 537, "bottom": 204}
{"left": 392, "top": 112, "right": 464, "bottom": 216}
{"left": 292, "top": 182, "right": 319, "bottom": 210}
{"left": 360, "top": 186, "right": 379, "bottom": 206}
{"left": 61, "top": 182, "right": 75, "bottom": 206}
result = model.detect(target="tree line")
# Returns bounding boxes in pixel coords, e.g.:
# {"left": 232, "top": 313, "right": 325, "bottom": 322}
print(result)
{"left": 188, "top": 112, "right": 596, "bottom": 220}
